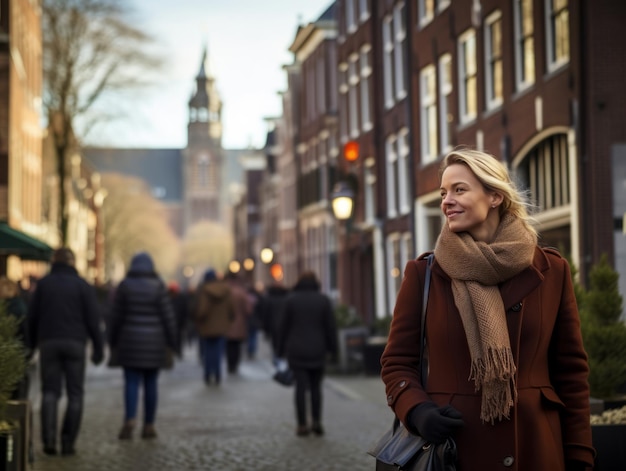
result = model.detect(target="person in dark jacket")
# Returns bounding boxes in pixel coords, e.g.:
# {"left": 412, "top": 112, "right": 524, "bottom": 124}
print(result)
{"left": 193, "top": 269, "right": 233, "bottom": 385}
{"left": 277, "top": 271, "right": 337, "bottom": 437}
{"left": 27, "top": 247, "right": 104, "bottom": 456}
{"left": 259, "top": 281, "right": 290, "bottom": 366}
{"left": 108, "top": 252, "right": 178, "bottom": 440}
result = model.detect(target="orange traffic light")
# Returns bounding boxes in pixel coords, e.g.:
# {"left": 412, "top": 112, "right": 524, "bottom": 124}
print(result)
{"left": 344, "top": 141, "right": 359, "bottom": 162}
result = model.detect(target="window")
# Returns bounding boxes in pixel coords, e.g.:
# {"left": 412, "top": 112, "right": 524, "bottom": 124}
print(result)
{"left": 317, "top": 55, "right": 326, "bottom": 115}
{"left": 386, "top": 134, "right": 398, "bottom": 218}
{"left": 382, "top": 16, "right": 394, "bottom": 108}
{"left": 348, "top": 54, "right": 359, "bottom": 137}
{"left": 386, "top": 129, "right": 411, "bottom": 218}
{"left": 420, "top": 64, "right": 438, "bottom": 163}
{"left": 545, "top": 0, "right": 569, "bottom": 71}
{"left": 397, "top": 129, "right": 411, "bottom": 215}
{"left": 360, "top": 45, "right": 373, "bottom": 131}
{"left": 364, "top": 158, "right": 375, "bottom": 224}
{"left": 485, "top": 11, "right": 503, "bottom": 110}
{"left": 517, "top": 134, "right": 570, "bottom": 211}
{"left": 458, "top": 29, "right": 477, "bottom": 123}
{"left": 418, "top": 0, "right": 450, "bottom": 28}
{"left": 339, "top": 63, "right": 349, "bottom": 142}
{"left": 359, "top": 0, "right": 370, "bottom": 22}
{"left": 346, "top": 0, "right": 357, "bottom": 33}
{"left": 418, "top": 0, "right": 435, "bottom": 27}
{"left": 382, "top": 4, "right": 407, "bottom": 110}
{"left": 386, "top": 231, "right": 413, "bottom": 313}
{"left": 198, "top": 154, "right": 209, "bottom": 187}
{"left": 514, "top": 0, "right": 535, "bottom": 91}
{"left": 393, "top": 3, "right": 407, "bottom": 101}
{"left": 438, "top": 54, "right": 453, "bottom": 154}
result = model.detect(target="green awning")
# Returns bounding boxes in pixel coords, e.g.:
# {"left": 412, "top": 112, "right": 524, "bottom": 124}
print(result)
{"left": 0, "top": 221, "right": 53, "bottom": 261}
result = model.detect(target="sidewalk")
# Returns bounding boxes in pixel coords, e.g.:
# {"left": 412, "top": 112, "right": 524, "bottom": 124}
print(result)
{"left": 27, "top": 338, "right": 392, "bottom": 471}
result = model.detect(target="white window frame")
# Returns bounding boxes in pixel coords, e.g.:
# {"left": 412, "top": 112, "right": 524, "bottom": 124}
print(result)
{"left": 382, "top": 15, "right": 394, "bottom": 109}
{"left": 364, "top": 158, "right": 376, "bottom": 225}
{"left": 438, "top": 54, "right": 453, "bottom": 155}
{"left": 485, "top": 11, "right": 503, "bottom": 110}
{"left": 346, "top": 0, "right": 357, "bottom": 34}
{"left": 348, "top": 53, "right": 359, "bottom": 138}
{"left": 418, "top": 0, "right": 435, "bottom": 28}
{"left": 360, "top": 45, "right": 373, "bottom": 131}
{"left": 397, "top": 128, "right": 411, "bottom": 215}
{"left": 420, "top": 64, "right": 438, "bottom": 163}
{"left": 385, "top": 134, "right": 398, "bottom": 218}
{"left": 359, "top": 0, "right": 370, "bottom": 22}
{"left": 339, "top": 63, "right": 349, "bottom": 142}
{"left": 458, "top": 28, "right": 477, "bottom": 124}
{"left": 386, "top": 233, "right": 402, "bottom": 314}
{"left": 513, "top": 0, "right": 535, "bottom": 91}
{"left": 393, "top": 2, "right": 407, "bottom": 101}
{"left": 545, "top": 0, "right": 570, "bottom": 72}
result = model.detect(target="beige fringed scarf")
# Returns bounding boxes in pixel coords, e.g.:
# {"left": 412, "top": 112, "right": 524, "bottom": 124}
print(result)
{"left": 433, "top": 213, "right": 537, "bottom": 423}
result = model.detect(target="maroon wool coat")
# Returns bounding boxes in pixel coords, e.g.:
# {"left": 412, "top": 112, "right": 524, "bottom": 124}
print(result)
{"left": 381, "top": 247, "right": 595, "bottom": 471}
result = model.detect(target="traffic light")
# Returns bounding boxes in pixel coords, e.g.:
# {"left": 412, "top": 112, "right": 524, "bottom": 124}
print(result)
{"left": 343, "top": 140, "right": 359, "bottom": 162}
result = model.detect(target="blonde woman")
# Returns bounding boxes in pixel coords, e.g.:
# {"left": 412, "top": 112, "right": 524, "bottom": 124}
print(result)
{"left": 381, "top": 149, "right": 595, "bottom": 471}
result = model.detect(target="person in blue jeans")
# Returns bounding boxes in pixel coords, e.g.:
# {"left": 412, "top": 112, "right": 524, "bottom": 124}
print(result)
{"left": 193, "top": 269, "right": 234, "bottom": 385}
{"left": 108, "top": 252, "right": 178, "bottom": 440}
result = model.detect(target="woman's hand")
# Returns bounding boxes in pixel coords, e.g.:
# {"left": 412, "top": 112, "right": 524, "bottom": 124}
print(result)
{"left": 408, "top": 402, "right": 464, "bottom": 444}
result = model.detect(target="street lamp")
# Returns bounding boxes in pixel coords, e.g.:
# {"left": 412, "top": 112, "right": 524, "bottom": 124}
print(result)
{"left": 330, "top": 181, "right": 355, "bottom": 221}
{"left": 260, "top": 247, "right": 274, "bottom": 265}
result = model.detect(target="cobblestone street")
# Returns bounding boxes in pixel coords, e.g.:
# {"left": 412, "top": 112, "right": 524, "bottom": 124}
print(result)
{"left": 27, "top": 340, "right": 390, "bottom": 470}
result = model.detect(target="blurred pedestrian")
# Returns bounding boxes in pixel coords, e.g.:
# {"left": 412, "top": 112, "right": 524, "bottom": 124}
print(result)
{"left": 167, "top": 281, "right": 189, "bottom": 358}
{"left": 245, "top": 285, "right": 262, "bottom": 360}
{"left": 259, "top": 281, "right": 290, "bottom": 366}
{"left": 108, "top": 252, "right": 178, "bottom": 440}
{"left": 381, "top": 149, "right": 595, "bottom": 470}
{"left": 193, "top": 269, "right": 233, "bottom": 385}
{"left": 27, "top": 247, "right": 104, "bottom": 456}
{"left": 277, "top": 271, "right": 337, "bottom": 437}
{"left": 0, "top": 276, "right": 29, "bottom": 399}
{"left": 224, "top": 272, "right": 252, "bottom": 374}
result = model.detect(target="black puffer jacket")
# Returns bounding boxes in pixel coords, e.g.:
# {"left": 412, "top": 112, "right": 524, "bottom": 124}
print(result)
{"left": 277, "top": 278, "right": 337, "bottom": 369}
{"left": 109, "top": 253, "right": 178, "bottom": 369}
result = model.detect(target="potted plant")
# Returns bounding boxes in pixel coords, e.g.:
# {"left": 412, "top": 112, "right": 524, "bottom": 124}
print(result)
{"left": 577, "top": 254, "right": 626, "bottom": 471}
{"left": 0, "top": 302, "right": 27, "bottom": 471}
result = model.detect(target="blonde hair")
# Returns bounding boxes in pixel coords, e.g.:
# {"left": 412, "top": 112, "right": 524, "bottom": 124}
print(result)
{"left": 439, "top": 148, "right": 537, "bottom": 237}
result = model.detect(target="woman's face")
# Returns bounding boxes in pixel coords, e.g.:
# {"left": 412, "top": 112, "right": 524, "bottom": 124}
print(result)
{"left": 440, "top": 163, "right": 502, "bottom": 242}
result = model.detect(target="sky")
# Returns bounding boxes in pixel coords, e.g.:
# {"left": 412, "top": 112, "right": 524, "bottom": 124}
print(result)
{"left": 83, "top": 0, "right": 333, "bottom": 150}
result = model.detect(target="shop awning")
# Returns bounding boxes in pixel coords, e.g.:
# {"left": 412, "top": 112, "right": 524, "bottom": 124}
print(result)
{"left": 0, "top": 221, "right": 53, "bottom": 261}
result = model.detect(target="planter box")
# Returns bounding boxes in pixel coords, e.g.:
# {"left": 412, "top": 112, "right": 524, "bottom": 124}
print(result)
{"left": 362, "top": 336, "right": 387, "bottom": 376}
{"left": 5, "top": 401, "right": 30, "bottom": 471}
{"left": 0, "top": 427, "right": 18, "bottom": 471}
{"left": 592, "top": 424, "right": 626, "bottom": 471}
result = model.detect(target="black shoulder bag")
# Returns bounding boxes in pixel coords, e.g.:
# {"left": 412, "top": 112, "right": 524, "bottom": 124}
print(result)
{"left": 368, "top": 254, "right": 457, "bottom": 471}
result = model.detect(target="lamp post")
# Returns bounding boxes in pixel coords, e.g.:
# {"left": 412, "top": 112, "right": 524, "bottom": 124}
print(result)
{"left": 330, "top": 181, "right": 355, "bottom": 221}
{"left": 330, "top": 180, "right": 357, "bottom": 312}
{"left": 260, "top": 247, "right": 274, "bottom": 287}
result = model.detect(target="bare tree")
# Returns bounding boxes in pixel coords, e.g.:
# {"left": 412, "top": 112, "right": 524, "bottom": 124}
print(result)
{"left": 181, "top": 220, "right": 234, "bottom": 281}
{"left": 42, "top": 0, "right": 163, "bottom": 243}
{"left": 101, "top": 173, "right": 180, "bottom": 282}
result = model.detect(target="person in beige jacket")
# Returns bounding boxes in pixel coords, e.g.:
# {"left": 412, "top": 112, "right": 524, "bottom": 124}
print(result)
{"left": 224, "top": 272, "right": 252, "bottom": 374}
{"left": 193, "top": 269, "right": 234, "bottom": 385}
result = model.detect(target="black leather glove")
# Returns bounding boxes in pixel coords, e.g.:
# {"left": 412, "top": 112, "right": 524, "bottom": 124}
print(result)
{"left": 408, "top": 402, "right": 464, "bottom": 444}
{"left": 91, "top": 350, "right": 104, "bottom": 366}
{"left": 565, "top": 460, "right": 590, "bottom": 471}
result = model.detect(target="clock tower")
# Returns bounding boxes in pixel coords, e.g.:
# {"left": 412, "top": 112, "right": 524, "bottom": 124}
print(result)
{"left": 183, "top": 46, "right": 223, "bottom": 231}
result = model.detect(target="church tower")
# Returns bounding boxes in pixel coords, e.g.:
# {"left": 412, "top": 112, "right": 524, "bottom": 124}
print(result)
{"left": 183, "top": 46, "right": 223, "bottom": 231}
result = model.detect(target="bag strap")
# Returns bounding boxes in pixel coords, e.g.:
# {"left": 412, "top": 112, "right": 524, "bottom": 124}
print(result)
{"left": 391, "top": 254, "right": 434, "bottom": 433}
{"left": 419, "top": 254, "right": 434, "bottom": 388}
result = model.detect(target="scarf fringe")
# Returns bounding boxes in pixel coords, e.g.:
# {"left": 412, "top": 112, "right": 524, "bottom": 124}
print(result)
{"left": 469, "top": 347, "right": 518, "bottom": 423}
